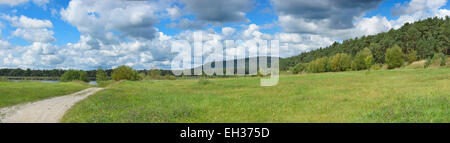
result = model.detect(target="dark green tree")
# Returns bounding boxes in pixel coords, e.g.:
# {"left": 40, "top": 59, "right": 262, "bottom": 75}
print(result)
{"left": 96, "top": 67, "right": 108, "bottom": 82}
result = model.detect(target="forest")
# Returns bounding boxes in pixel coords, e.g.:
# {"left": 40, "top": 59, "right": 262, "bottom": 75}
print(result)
{"left": 280, "top": 16, "right": 450, "bottom": 70}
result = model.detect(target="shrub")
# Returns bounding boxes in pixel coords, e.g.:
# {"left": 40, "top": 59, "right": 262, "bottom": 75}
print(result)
{"left": 407, "top": 50, "right": 417, "bottom": 64}
{"left": 307, "top": 57, "right": 329, "bottom": 73}
{"left": 111, "top": 65, "right": 141, "bottom": 81}
{"left": 60, "top": 70, "right": 89, "bottom": 82}
{"left": 353, "top": 48, "right": 373, "bottom": 70}
{"left": 432, "top": 53, "right": 447, "bottom": 66}
{"left": 424, "top": 58, "right": 432, "bottom": 68}
{"left": 329, "top": 53, "right": 351, "bottom": 72}
{"left": 371, "top": 64, "right": 381, "bottom": 70}
{"left": 292, "top": 63, "right": 307, "bottom": 74}
{"left": 385, "top": 45, "right": 405, "bottom": 69}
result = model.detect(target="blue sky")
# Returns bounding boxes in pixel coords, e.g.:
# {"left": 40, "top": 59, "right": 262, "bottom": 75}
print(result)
{"left": 0, "top": 0, "right": 448, "bottom": 70}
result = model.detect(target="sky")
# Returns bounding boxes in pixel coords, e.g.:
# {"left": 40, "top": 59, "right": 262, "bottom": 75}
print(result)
{"left": 0, "top": 0, "right": 448, "bottom": 70}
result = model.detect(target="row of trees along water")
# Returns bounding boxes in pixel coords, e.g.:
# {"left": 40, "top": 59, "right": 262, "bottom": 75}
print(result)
{"left": 0, "top": 67, "right": 174, "bottom": 80}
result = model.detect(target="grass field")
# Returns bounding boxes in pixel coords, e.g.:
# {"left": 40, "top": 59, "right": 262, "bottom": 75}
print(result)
{"left": 62, "top": 68, "right": 449, "bottom": 123}
{"left": 0, "top": 81, "right": 91, "bottom": 108}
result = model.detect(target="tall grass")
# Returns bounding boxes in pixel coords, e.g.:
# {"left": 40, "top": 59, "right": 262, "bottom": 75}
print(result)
{"left": 0, "top": 81, "right": 91, "bottom": 108}
{"left": 62, "top": 68, "right": 449, "bottom": 123}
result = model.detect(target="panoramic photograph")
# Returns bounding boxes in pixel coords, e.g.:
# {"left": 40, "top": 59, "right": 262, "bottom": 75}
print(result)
{"left": 0, "top": 0, "right": 448, "bottom": 129}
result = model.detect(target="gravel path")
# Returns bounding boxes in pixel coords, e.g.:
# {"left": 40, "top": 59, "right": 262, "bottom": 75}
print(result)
{"left": 0, "top": 88, "right": 103, "bottom": 123}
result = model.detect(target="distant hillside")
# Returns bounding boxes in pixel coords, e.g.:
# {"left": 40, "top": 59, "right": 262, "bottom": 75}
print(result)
{"left": 280, "top": 16, "right": 450, "bottom": 70}
{"left": 182, "top": 57, "right": 275, "bottom": 76}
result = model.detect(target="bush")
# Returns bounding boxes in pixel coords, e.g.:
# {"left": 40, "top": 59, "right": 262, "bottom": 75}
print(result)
{"left": 292, "top": 63, "right": 307, "bottom": 74}
{"left": 164, "top": 75, "right": 176, "bottom": 80}
{"left": 371, "top": 64, "right": 381, "bottom": 70}
{"left": 111, "top": 65, "right": 141, "bottom": 81}
{"left": 385, "top": 45, "right": 405, "bottom": 69}
{"left": 60, "top": 70, "right": 89, "bottom": 82}
{"left": 329, "top": 53, "right": 351, "bottom": 72}
{"left": 432, "top": 53, "right": 447, "bottom": 66}
{"left": 307, "top": 57, "right": 329, "bottom": 73}
{"left": 407, "top": 50, "right": 417, "bottom": 64}
{"left": 353, "top": 48, "right": 373, "bottom": 70}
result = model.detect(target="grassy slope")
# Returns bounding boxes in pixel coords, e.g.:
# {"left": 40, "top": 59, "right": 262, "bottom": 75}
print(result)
{"left": 62, "top": 68, "right": 449, "bottom": 123}
{"left": 0, "top": 81, "right": 91, "bottom": 108}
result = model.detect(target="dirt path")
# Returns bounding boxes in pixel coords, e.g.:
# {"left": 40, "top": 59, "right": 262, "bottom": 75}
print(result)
{"left": 0, "top": 88, "right": 103, "bottom": 123}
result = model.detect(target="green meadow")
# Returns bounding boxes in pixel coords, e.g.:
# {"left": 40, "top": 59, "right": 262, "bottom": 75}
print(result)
{"left": 0, "top": 81, "right": 91, "bottom": 108}
{"left": 61, "top": 67, "right": 449, "bottom": 123}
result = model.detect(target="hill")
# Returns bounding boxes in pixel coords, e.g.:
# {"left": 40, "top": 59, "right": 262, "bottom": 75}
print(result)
{"left": 280, "top": 16, "right": 450, "bottom": 70}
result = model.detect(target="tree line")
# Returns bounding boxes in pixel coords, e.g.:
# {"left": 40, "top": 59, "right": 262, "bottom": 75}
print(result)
{"left": 291, "top": 44, "right": 446, "bottom": 74}
{"left": 0, "top": 68, "right": 174, "bottom": 79}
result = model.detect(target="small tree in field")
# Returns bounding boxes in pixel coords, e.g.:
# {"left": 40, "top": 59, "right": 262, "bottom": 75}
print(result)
{"left": 353, "top": 48, "right": 373, "bottom": 70}
{"left": 292, "top": 63, "right": 307, "bottom": 74}
{"left": 329, "top": 53, "right": 351, "bottom": 72}
{"left": 60, "top": 70, "right": 89, "bottom": 82}
{"left": 148, "top": 66, "right": 162, "bottom": 79}
{"left": 365, "top": 55, "right": 373, "bottom": 73}
{"left": 385, "top": 45, "right": 405, "bottom": 69}
{"left": 96, "top": 67, "right": 108, "bottom": 82}
{"left": 307, "top": 57, "right": 329, "bottom": 73}
{"left": 111, "top": 65, "right": 140, "bottom": 81}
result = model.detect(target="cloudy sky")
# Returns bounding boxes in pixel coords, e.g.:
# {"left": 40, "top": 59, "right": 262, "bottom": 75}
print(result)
{"left": 0, "top": 0, "right": 448, "bottom": 70}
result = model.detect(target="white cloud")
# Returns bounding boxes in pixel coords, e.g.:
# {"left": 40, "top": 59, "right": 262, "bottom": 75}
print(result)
{"left": 390, "top": 7, "right": 450, "bottom": 29}
{"left": 12, "top": 28, "right": 55, "bottom": 42}
{"left": 60, "top": 0, "right": 160, "bottom": 43}
{"left": 0, "top": 0, "right": 49, "bottom": 7}
{"left": 3, "top": 15, "right": 53, "bottom": 29}
{"left": 279, "top": 15, "right": 393, "bottom": 40}
{"left": 222, "top": 27, "right": 236, "bottom": 37}
{"left": 1, "top": 42, "right": 61, "bottom": 69}
{"left": 0, "top": 0, "right": 28, "bottom": 6}
{"left": 166, "top": 6, "right": 181, "bottom": 20}
{"left": 0, "top": 39, "right": 11, "bottom": 49}
{"left": 3, "top": 15, "right": 55, "bottom": 42}
{"left": 392, "top": 0, "right": 447, "bottom": 16}
{"left": 26, "top": 42, "right": 58, "bottom": 55}
{"left": 275, "top": 33, "right": 333, "bottom": 57}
